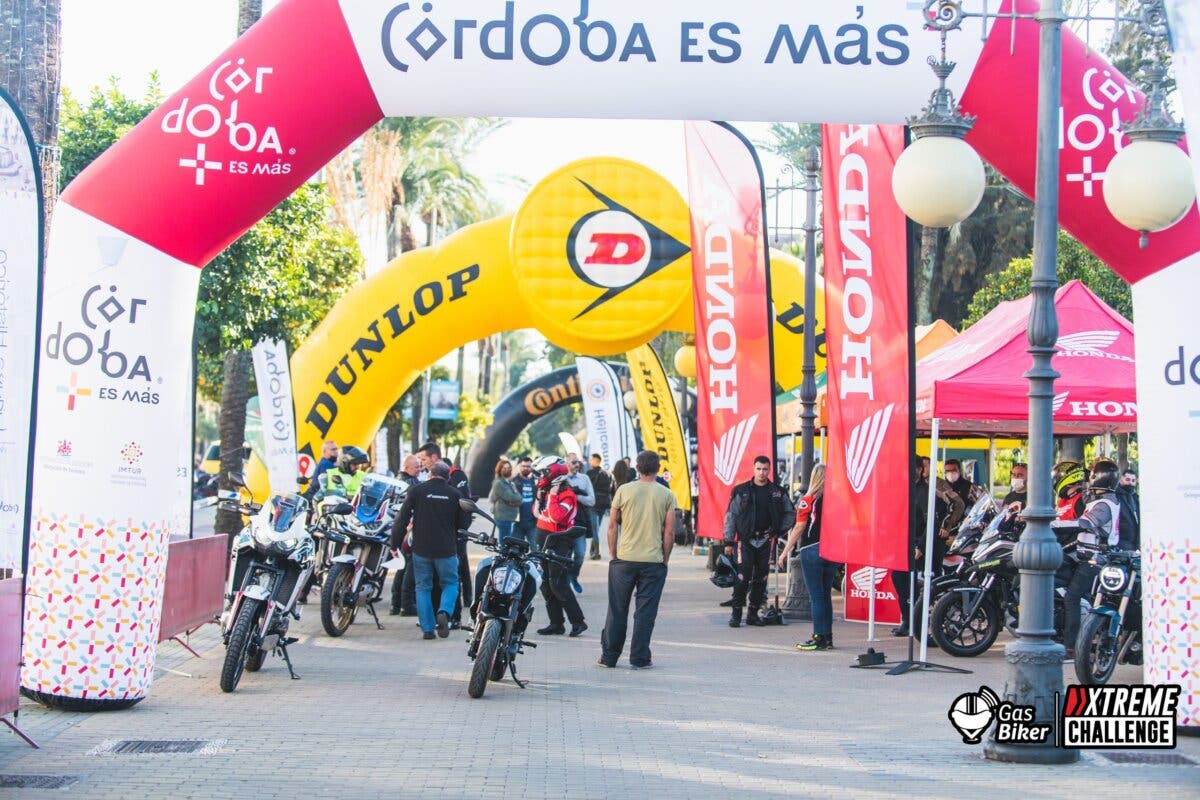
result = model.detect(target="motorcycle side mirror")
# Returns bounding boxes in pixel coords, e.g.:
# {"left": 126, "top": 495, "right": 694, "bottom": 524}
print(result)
{"left": 297, "top": 475, "right": 311, "bottom": 487}
{"left": 226, "top": 471, "right": 247, "bottom": 489}
{"left": 330, "top": 502, "right": 355, "bottom": 516}
{"left": 459, "top": 498, "right": 481, "bottom": 515}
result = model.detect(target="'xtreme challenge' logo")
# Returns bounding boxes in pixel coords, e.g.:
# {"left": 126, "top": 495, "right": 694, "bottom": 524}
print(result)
{"left": 948, "top": 684, "right": 1182, "bottom": 750}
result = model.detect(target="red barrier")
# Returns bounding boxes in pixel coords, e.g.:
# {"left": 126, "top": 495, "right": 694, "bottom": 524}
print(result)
{"left": 158, "top": 537, "right": 226, "bottom": 645}
{"left": 1, "top": 578, "right": 20, "bottom": 717}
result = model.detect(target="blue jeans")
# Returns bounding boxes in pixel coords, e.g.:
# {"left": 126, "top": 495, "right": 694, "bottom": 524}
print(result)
{"left": 496, "top": 520, "right": 514, "bottom": 542}
{"left": 413, "top": 554, "right": 459, "bottom": 633}
{"left": 514, "top": 518, "right": 538, "bottom": 551}
{"left": 800, "top": 543, "right": 839, "bottom": 637}
{"left": 590, "top": 510, "right": 608, "bottom": 554}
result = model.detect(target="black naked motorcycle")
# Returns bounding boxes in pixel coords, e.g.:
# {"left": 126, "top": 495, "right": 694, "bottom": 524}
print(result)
{"left": 218, "top": 473, "right": 316, "bottom": 693}
{"left": 930, "top": 507, "right": 1069, "bottom": 657}
{"left": 457, "top": 498, "right": 583, "bottom": 699}
{"left": 1075, "top": 547, "right": 1142, "bottom": 685}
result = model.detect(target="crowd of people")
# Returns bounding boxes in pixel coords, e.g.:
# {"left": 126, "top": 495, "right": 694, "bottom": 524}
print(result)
{"left": 301, "top": 437, "right": 1141, "bottom": 666}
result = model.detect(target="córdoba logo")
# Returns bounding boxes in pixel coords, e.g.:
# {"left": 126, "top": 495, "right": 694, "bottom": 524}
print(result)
{"left": 714, "top": 413, "right": 758, "bottom": 486}
{"left": 845, "top": 403, "right": 894, "bottom": 493}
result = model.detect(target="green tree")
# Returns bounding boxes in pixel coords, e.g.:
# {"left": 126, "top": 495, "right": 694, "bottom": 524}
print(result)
{"left": 57, "top": 79, "right": 162, "bottom": 189}
{"left": 431, "top": 394, "right": 494, "bottom": 466}
{"left": 963, "top": 230, "right": 1133, "bottom": 327}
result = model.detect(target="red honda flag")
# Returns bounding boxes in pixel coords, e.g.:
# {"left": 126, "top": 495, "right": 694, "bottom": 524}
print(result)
{"left": 683, "top": 122, "right": 776, "bottom": 542}
{"left": 819, "top": 124, "right": 910, "bottom": 572}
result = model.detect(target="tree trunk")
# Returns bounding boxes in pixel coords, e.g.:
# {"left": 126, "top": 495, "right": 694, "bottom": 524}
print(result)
{"left": 482, "top": 337, "right": 495, "bottom": 398}
{"left": 236, "top": 0, "right": 262, "bottom": 35}
{"left": 386, "top": 424, "right": 401, "bottom": 473}
{"left": 456, "top": 345, "right": 466, "bottom": 389}
{"left": 1059, "top": 436, "right": 1086, "bottom": 465}
{"left": 410, "top": 373, "right": 425, "bottom": 452}
{"left": 1116, "top": 433, "right": 1129, "bottom": 472}
{"left": 214, "top": 349, "right": 251, "bottom": 545}
{"left": 0, "top": 0, "right": 62, "bottom": 222}
{"left": 915, "top": 225, "right": 945, "bottom": 326}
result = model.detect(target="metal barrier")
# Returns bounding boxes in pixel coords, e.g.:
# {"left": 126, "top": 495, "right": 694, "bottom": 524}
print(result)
{"left": 1, "top": 577, "right": 35, "bottom": 747}
{"left": 158, "top": 536, "right": 226, "bottom": 657}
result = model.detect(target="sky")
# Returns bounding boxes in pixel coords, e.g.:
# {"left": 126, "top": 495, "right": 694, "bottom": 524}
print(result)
{"left": 59, "top": 0, "right": 791, "bottom": 217}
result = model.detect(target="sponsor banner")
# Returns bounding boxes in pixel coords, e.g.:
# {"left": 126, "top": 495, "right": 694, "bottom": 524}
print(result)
{"left": 428, "top": 378, "right": 460, "bottom": 421}
{"left": 0, "top": 90, "right": 41, "bottom": 576}
{"left": 843, "top": 564, "right": 902, "bottom": 625}
{"left": 1166, "top": 0, "right": 1200, "bottom": 204}
{"left": 251, "top": 338, "right": 299, "bottom": 495}
{"left": 683, "top": 122, "right": 775, "bottom": 541}
{"left": 576, "top": 356, "right": 632, "bottom": 469}
{"left": 1132, "top": 253, "right": 1200, "bottom": 729}
{"left": 23, "top": 201, "right": 198, "bottom": 701}
{"left": 625, "top": 344, "right": 691, "bottom": 510}
{"left": 818, "top": 124, "right": 910, "bottom": 572}
{"left": 338, "top": 0, "right": 985, "bottom": 123}
{"left": 961, "top": 0, "right": 1200, "bottom": 287}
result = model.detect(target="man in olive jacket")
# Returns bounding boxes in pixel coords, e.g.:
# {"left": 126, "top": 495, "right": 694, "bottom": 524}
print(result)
{"left": 723, "top": 455, "right": 795, "bottom": 628}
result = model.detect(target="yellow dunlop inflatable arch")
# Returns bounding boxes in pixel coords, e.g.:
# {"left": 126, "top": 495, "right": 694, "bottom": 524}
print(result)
{"left": 287, "top": 157, "right": 825, "bottom": 475}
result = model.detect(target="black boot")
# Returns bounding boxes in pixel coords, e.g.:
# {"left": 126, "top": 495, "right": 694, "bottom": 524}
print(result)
{"left": 728, "top": 607, "right": 743, "bottom": 628}
{"left": 746, "top": 608, "right": 765, "bottom": 627}
{"left": 588, "top": 541, "right": 601, "bottom": 560}
{"left": 719, "top": 598, "right": 735, "bottom": 608}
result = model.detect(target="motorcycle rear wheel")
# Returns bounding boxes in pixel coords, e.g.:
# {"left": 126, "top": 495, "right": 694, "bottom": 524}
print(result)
{"left": 931, "top": 589, "right": 1001, "bottom": 657}
{"left": 220, "top": 598, "right": 262, "bottom": 693}
{"left": 321, "top": 561, "right": 357, "bottom": 637}
{"left": 469, "top": 619, "right": 502, "bottom": 699}
{"left": 1075, "top": 613, "right": 1119, "bottom": 686}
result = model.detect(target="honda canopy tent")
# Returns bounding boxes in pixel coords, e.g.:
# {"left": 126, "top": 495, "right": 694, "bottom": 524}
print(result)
{"left": 915, "top": 280, "right": 1136, "bottom": 435}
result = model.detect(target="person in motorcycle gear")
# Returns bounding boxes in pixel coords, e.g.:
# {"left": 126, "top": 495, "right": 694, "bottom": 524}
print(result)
{"left": 1062, "top": 458, "right": 1123, "bottom": 658}
{"left": 535, "top": 463, "right": 587, "bottom": 637}
{"left": 1053, "top": 460, "right": 1087, "bottom": 520}
{"left": 722, "top": 456, "right": 795, "bottom": 628}
{"left": 316, "top": 445, "right": 369, "bottom": 501}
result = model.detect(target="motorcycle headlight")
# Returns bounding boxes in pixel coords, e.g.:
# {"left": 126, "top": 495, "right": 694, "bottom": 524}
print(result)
{"left": 490, "top": 565, "right": 524, "bottom": 595}
{"left": 1099, "top": 565, "right": 1127, "bottom": 593}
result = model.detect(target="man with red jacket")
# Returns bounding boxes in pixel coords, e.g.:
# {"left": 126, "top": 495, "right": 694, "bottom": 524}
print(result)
{"left": 535, "top": 463, "right": 588, "bottom": 637}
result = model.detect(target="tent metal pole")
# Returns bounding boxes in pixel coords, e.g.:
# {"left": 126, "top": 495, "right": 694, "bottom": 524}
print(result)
{"left": 989, "top": 437, "right": 997, "bottom": 498}
{"left": 919, "top": 417, "right": 941, "bottom": 664}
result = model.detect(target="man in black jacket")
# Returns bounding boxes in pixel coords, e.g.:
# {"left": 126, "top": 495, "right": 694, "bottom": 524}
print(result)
{"left": 392, "top": 461, "right": 471, "bottom": 640}
{"left": 587, "top": 453, "right": 614, "bottom": 560}
{"left": 418, "top": 442, "right": 473, "bottom": 628}
{"left": 723, "top": 455, "right": 795, "bottom": 628}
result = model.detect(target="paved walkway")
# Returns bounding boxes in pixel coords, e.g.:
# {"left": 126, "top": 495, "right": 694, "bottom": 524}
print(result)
{"left": 2, "top": 547, "right": 1198, "bottom": 799}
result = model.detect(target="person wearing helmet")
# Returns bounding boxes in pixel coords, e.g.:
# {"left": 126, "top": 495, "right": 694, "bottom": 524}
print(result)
{"left": 1062, "top": 458, "right": 1123, "bottom": 658}
{"left": 316, "top": 444, "right": 369, "bottom": 500}
{"left": 535, "top": 463, "right": 588, "bottom": 637}
{"left": 1052, "top": 460, "right": 1087, "bottom": 520}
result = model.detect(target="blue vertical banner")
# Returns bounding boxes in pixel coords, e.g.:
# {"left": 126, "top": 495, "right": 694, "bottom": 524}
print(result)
{"left": 0, "top": 89, "right": 42, "bottom": 578}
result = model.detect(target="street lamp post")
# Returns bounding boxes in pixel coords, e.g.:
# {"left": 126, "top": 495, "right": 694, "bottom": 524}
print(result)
{"left": 798, "top": 146, "right": 820, "bottom": 495}
{"left": 894, "top": 0, "right": 1191, "bottom": 765}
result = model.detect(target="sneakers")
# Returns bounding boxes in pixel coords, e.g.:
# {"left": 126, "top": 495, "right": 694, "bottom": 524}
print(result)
{"left": 570, "top": 577, "right": 584, "bottom": 594}
{"left": 728, "top": 607, "right": 743, "bottom": 628}
{"left": 537, "top": 624, "right": 566, "bottom": 636}
{"left": 423, "top": 631, "right": 436, "bottom": 640}
{"left": 389, "top": 606, "right": 402, "bottom": 616}
{"left": 796, "top": 633, "right": 833, "bottom": 651}
{"left": 596, "top": 658, "right": 615, "bottom": 668}
{"left": 630, "top": 661, "right": 654, "bottom": 670}
{"left": 436, "top": 611, "right": 450, "bottom": 639}
{"left": 569, "top": 622, "right": 588, "bottom": 637}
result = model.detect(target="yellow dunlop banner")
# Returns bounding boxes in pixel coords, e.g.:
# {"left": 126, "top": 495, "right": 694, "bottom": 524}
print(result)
{"left": 625, "top": 344, "right": 691, "bottom": 511}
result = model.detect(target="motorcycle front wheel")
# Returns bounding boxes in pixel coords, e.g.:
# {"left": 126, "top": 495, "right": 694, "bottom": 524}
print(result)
{"left": 220, "top": 598, "right": 262, "bottom": 693}
{"left": 469, "top": 619, "right": 502, "bottom": 699}
{"left": 931, "top": 589, "right": 1001, "bottom": 657}
{"left": 321, "top": 561, "right": 357, "bottom": 637}
{"left": 1075, "top": 613, "right": 1119, "bottom": 686}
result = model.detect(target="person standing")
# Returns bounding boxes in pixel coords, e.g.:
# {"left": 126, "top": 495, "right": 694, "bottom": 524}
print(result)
{"left": 304, "top": 440, "right": 339, "bottom": 498}
{"left": 564, "top": 455, "right": 595, "bottom": 587}
{"left": 390, "top": 454, "right": 424, "bottom": 616}
{"left": 723, "top": 456, "right": 795, "bottom": 628}
{"left": 535, "top": 463, "right": 588, "bottom": 637}
{"left": 1003, "top": 461, "right": 1028, "bottom": 510}
{"left": 418, "top": 442, "right": 473, "bottom": 628}
{"left": 777, "top": 465, "right": 838, "bottom": 651}
{"left": 893, "top": 456, "right": 961, "bottom": 637}
{"left": 488, "top": 458, "right": 522, "bottom": 542}
{"left": 611, "top": 459, "right": 634, "bottom": 491}
{"left": 598, "top": 450, "right": 677, "bottom": 669}
{"left": 586, "top": 454, "right": 614, "bottom": 560}
{"left": 392, "top": 462, "right": 470, "bottom": 640}
{"left": 512, "top": 457, "right": 540, "bottom": 551}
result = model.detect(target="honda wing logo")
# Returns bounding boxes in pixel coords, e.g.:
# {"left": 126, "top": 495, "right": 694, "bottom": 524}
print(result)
{"left": 1057, "top": 330, "right": 1119, "bottom": 353}
{"left": 845, "top": 403, "right": 895, "bottom": 493}
{"left": 1052, "top": 391, "right": 1069, "bottom": 413}
{"left": 714, "top": 413, "right": 758, "bottom": 486}
{"left": 850, "top": 565, "right": 887, "bottom": 592}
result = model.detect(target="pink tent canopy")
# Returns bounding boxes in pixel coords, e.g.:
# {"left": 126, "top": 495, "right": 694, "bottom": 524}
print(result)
{"left": 915, "top": 280, "right": 1136, "bottom": 435}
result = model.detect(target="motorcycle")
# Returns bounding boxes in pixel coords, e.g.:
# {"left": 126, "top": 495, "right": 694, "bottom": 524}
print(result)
{"left": 318, "top": 474, "right": 407, "bottom": 637}
{"left": 218, "top": 472, "right": 317, "bottom": 693}
{"left": 457, "top": 497, "right": 583, "bottom": 699}
{"left": 907, "top": 494, "right": 998, "bottom": 635}
{"left": 929, "top": 506, "right": 1069, "bottom": 657}
{"left": 1075, "top": 547, "right": 1142, "bottom": 685}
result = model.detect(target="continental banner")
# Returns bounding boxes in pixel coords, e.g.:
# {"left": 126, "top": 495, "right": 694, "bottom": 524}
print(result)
{"left": 625, "top": 344, "right": 691, "bottom": 510}
{"left": 819, "top": 124, "right": 910, "bottom": 573}
{"left": 576, "top": 357, "right": 635, "bottom": 468}
{"left": 251, "top": 338, "right": 299, "bottom": 495}
{"left": 684, "top": 121, "right": 776, "bottom": 542}
{"left": 0, "top": 89, "right": 41, "bottom": 577}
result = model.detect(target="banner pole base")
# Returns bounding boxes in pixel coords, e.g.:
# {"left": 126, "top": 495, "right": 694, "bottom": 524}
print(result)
{"left": 2, "top": 713, "right": 39, "bottom": 748}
